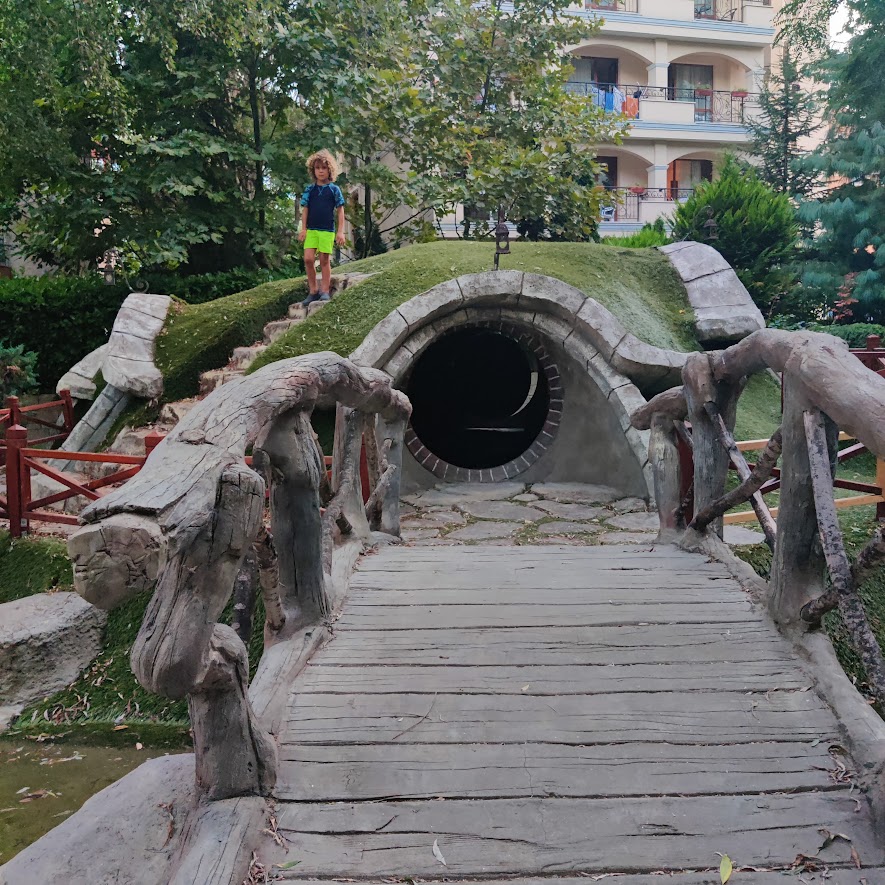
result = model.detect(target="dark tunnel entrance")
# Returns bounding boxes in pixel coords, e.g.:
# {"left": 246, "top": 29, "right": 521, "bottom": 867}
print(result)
{"left": 405, "top": 325, "right": 557, "bottom": 471}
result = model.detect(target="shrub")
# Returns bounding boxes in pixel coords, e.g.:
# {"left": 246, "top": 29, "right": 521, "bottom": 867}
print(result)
{"left": 802, "top": 322, "right": 885, "bottom": 348}
{"left": 671, "top": 156, "right": 799, "bottom": 313}
{"left": 0, "top": 341, "right": 39, "bottom": 400}
{"left": 0, "top": 276, "right": 130, "bottom": 391}
{"left": 141, "top": 264, "right": 304, "bottom": 305}
{"left": 601, "top": 219, "right": 670, "bottom": 249}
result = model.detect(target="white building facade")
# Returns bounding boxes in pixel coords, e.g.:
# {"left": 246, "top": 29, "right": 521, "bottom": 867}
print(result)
{"left": 569, "top": 0, "right": 778, "bottom": 234}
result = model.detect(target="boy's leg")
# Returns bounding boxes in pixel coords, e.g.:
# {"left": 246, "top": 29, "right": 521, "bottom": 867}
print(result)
{"left": 318, "top": 252, "right": 332, "bottom": 298}
{"left": 304, "top": 248, "right": 318, "bottom": 293}
{"left": 302, "top": 243, "right": 322, "bottom": 307}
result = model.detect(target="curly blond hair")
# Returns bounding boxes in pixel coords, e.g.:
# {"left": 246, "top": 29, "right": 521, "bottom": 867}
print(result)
{"left": 306, "top": 149, "right": 340, "bottom": 183}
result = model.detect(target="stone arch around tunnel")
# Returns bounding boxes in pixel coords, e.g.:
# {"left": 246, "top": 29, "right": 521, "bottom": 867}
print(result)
{"left": 350, "top": 271, "right": 690, "bottom": 497}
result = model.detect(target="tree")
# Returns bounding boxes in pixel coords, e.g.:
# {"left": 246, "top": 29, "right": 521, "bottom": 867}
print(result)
{"left": 748, "top": 42, "right": 820, "bottom": 197}
{"left": 0, "top": 0, "right": 341, "bottom": 273}
{"left": 791, "top": 0, "right": 885, "bottom": 321}
{"left": 408, "top": 0, "right": 628, "bottom": 241}
{"left": 671, "top": 156, "right": 798, "bottom": 313}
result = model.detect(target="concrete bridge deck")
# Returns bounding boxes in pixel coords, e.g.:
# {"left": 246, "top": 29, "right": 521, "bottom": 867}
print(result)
{"left": 261, "top": 542, "right": 885, "bottom": 881}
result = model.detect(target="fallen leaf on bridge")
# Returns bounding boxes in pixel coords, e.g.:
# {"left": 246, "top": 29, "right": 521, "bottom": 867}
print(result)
{"left": 719, "top": 854, "right": 733, "bottom": 884}
{"left": 432, "top": 839, "right": 447, "bottom": 866}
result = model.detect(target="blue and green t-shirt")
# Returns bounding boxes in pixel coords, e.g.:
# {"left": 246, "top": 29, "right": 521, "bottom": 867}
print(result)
{"left": 300, "top": 183, "right": 345, "bottom": 232}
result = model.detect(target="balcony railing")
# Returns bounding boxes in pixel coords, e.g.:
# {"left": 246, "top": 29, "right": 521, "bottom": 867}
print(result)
{"left": 600, "top": 187, "right": 695, "bottom": 223}
{"left": 584, "top": 0, "right": 638, "bottom": 12}
{"left": 565, "top": 81, "right": 759, "bottom": 124}
{"left": 694, "top": 0, "right": 771, "bottom": 21}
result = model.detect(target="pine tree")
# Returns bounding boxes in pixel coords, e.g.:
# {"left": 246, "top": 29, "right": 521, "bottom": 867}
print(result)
{"left": 748, "top": 43, "right": 820, "bottom": 197}
{"left": 796, "top": 0, "right": 885, "bottom": 318}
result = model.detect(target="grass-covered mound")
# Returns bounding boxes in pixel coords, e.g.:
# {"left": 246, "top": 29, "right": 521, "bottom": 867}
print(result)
{"left": 248, "top": 241, "right": 698, "bottom": 373}
{"left": 155, "top": 276, "right": 308, "bottom": 403}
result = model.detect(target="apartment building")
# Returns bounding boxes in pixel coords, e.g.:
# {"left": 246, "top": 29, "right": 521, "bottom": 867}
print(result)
{"left": 568, "top": 0, "right": 778, "bottom": 233}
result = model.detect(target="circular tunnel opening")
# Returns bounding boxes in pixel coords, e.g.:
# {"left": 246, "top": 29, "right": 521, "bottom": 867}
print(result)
{"left": 405, "top": 325, "right": 558, "bottom": 472}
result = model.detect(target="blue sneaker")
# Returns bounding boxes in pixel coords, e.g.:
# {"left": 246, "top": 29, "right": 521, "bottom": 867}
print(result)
{"left": 301, "top": 291, "right": 321, "bottom": 308}
{"left": 319, "top": 292, "right": 331, "bottom": 302}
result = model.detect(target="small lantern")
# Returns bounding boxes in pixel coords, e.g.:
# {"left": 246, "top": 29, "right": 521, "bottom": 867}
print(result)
{"left": 702, "top": 207, "right": 718, "bottom": 242}
{"left": 494, "top": 206, "right": 510, "bottom": 270}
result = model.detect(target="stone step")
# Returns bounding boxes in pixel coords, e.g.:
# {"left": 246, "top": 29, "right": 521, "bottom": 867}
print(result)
{"left": 230, "top": 344, "right": 267, "bottom": 370}
{"left": 199, "top": 367, "right": 245, "bottom": 396}
{"left": 263, "top": 318, "right": 303, "bottom": 345}
{"left": 157, "top": 397, "right": 199, "bottom": 428}
{"left": 288, "top": 304, "right": 307, "bottom": 320}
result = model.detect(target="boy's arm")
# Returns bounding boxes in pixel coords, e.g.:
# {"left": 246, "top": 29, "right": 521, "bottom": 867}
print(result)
{"left": 298, "top": 205, "right": 309, "bottom": 242}
{"left": 335, "top": 205, "right": 346, "bottom": 246}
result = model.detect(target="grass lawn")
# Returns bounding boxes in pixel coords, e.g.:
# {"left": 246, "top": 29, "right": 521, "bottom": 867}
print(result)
{"left": 0, "top": 531, "right": 267, "bottom": 746}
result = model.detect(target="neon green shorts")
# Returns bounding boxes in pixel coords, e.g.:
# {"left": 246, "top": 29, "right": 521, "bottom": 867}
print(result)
{"left": 304, "top": 229, "right": 335, "bottom": 253}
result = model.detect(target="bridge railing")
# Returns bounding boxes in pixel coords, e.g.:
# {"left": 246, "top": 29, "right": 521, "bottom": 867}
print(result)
{"left": 632, "top": 329, "right": 885, "bottom": 707}
{"left": 67, "top": 354, "right": 411, "bottom": 801}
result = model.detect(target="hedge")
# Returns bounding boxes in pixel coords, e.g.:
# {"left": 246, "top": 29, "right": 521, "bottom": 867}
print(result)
{"left": 0, "top": 276, "right": 130, "bottom": 391}
{"left": 803, "top": 322, "right": 885, "bottom": 349}
{"left": 0, "top": 266, "right": 305, "bottom": 391}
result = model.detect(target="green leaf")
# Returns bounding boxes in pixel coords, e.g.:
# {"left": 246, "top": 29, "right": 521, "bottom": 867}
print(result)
{"left": 719, "top": 854, "right": 733, "bottom": 884}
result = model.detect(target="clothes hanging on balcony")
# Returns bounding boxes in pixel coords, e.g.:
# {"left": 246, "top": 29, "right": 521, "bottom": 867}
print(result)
{"left": 590, "top": 85, "right": 604, "bottom": 109}
{"left": 624, "top": 95, "right": 639, "bottom": 119}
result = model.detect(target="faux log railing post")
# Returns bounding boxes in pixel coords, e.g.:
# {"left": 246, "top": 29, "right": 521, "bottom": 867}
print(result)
{"left": 649, "top": 413, "right": 683, "bottom": 534}
{"left": 129, "top": 463, "right": 277, "bottom": 800}
{"left": 682, "top": 353, "right": 740, "bottom": 539}
{"left": 803, "top": 409, "right": 885, "bottom": 702}
{"left": 68, "top": 354, "right": 411, "bottom": 802}
{"left": 257, "top": 408, "right": 328, "bottom": 634}
{"left": 374, "top": 411, "right": 407, "bottom": 536}
{"left": 330, "top": 404, "right": 371, "bottom": 542}
{"left": 769, "top": 380, "right": 836, "bottom": 625}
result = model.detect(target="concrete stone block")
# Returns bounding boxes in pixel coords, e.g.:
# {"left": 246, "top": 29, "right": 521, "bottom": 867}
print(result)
{"left": 661, "top": 244, "right": 765, "bottom": 344}
{"left": 0, "top": 592, "right": 105, "bottom": 712}
{"left": 382, "top": 346, "right": 412, "bottom": 383}
{"left": 614, "top": 335, "right": 686, "bottom": 390}
{"left": 659, "top": 241, "right": 731, "bottom": 282}
{"left": 532, "top": 312, "right": 576, "bottom": 347}
{"left": 350, "top": 309, "right": 409, "bottom": 368}
{"left": 0, "top": 754, "right": 196, "bottom": 885}
{"left": 574, "top": 298, "right": 628, "bottom": 362}
{"left": 587, "top": 351, "right": 631, "bottom": 399}
{"left": 520, "top": 273, "right": 586, "bottom": 320}
{"left": 102, "top": 293, "right": 171, "bottom": 399}
{"left": 457, "top": 270, "right": 524, "bottom": 307}
{"left": 609, "top": 382, "right": 648, "bottom": 434}
{"left": 397, "top": 279, "right": 463, "bottom": 331}
{"left": 57, "top": 344, "right": 108, "bottom": 399}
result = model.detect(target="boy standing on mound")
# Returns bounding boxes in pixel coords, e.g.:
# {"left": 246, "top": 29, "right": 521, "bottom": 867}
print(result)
{"left": 298, "top": 150, "right": 346, "bottom": 307}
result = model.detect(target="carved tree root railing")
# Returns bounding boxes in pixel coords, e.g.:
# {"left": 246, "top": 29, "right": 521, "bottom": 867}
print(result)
{"left": 632, "top": 329, "right": 885, "bottom": 706}
{"left": 68, "top": 353, "right": 410, "bottom": 801}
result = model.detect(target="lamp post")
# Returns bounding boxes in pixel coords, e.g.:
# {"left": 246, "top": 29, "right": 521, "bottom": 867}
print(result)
{"left": 494, "top": 206, "right": 510, "bottom": 271}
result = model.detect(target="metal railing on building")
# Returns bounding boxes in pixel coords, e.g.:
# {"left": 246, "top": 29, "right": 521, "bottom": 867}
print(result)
{"left": 565, "top": 81, "right": 759, "bottom": 124}
{"left": 600, "top": 187, "right": 695, "bottom": 223}
{"left": 584, "top": 0, "right": 639, "bottom": 12}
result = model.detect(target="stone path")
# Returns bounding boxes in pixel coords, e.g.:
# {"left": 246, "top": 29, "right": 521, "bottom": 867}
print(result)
{"left": 401, "top": 481, "right": 765, "bottom": 547}
{"left": 263, "top": 534, "right": 885, "bottom": 882}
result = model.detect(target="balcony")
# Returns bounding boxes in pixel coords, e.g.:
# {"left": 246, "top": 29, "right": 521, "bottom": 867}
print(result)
{"left": 584, "top": 0, "right": 638, "bottom": 11}
{"left": 570, "top": 0, "right": 774, "bottom": 37}
{"left": 694, "top": 0, "right": 771, "bottom": 23}
{"left": 601, "top": 186, "right": 694, "bottom": 226}
{"left": 566, "top": 81, "right": 761, "bottom": 126}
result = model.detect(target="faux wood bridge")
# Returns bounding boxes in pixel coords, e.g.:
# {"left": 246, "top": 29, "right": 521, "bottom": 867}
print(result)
{"left": 264, "top": 542, "right": 884, "bottom": 881}
{"left": 47, "top": 331, "right": 885, "bottom": 885}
